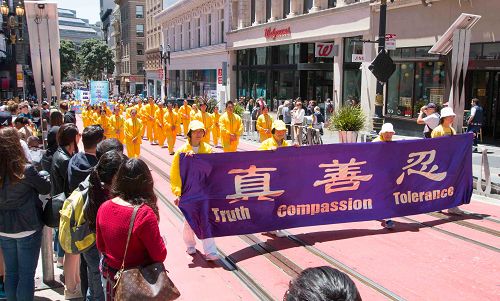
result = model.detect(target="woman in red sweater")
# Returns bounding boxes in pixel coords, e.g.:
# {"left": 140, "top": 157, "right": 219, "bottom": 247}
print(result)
{"left": 96, "top": 158, "right": 167, "bottom": 300}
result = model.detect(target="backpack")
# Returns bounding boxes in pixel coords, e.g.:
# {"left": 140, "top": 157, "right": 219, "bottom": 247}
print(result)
{"left": 58, "top": 178, "right": 95, "bottom": 254}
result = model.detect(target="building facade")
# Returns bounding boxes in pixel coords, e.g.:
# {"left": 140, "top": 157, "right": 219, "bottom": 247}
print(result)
{"left": 115, "top": 0, "right": 147, "bottom": 95}
{"left": 155, "top": 0, "right": 230, "bottom": 102}
{"left": 100, "top": 0, "right": 116, "bottom": 44}
{"left": 58, "top": 8, "right": 100, "bottom": 44}
{"left": 144, "top": 0, "right": 163, "bottom": 98}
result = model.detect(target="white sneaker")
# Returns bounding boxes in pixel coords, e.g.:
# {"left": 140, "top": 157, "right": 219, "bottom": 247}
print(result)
{"left": 64, "top": 285, "right": 83, "bottom": 300}
{"left": 186, "top": 247, "right": 197, "bottom": 255}
{"left": 268, "top": 230, "right": 287, "bottom": 238}
{"left": 204, "top": 253, "right": 219, "bottom": 261}
{"left": 447, "top": 207, "right": 465, "bottom": 215}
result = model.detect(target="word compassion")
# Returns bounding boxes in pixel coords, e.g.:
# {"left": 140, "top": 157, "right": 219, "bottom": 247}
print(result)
{"left": 264, "top": 27, "right": 291, "bottom": 40}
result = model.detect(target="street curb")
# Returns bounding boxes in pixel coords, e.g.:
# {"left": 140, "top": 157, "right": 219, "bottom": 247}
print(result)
{"left": 473, "top": 176, "right": 500, "bottom": 199}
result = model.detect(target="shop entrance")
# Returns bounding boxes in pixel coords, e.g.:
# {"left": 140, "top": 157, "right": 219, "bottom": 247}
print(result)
{"left": 466, "top": 70, "right": 500, "bottom": 142}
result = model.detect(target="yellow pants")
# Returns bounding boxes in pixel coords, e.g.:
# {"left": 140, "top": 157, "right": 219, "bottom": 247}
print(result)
{"left": 126, "top": 141, "right": 141, "bottom": 158}
{"left": 212, "top": 128, "right": 220, "bottom": 146}
{"left": 156, "top": 132, "right": 166, "bottom": 147}
{"left": 182, "top": 120, "right": 190, "bottom": 136}
{"left": 146, "top": 121, "right": 155, "bottom": 142}
{"left": 166, "top": 134, "right": 176, "bottom": 153}
{"left": 141, "top": 119, "right": 147, "bottom": 137}
{"left": 222, "top": 139, "right": 238, "bottom": 152}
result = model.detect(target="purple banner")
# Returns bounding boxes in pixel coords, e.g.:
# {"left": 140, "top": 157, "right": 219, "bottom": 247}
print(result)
{"left": 179, "top": 134, "right": 473, "bottom": 239}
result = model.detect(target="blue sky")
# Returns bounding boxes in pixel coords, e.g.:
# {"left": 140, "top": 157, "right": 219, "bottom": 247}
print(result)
{"left": 54, "top": 0, "right": 101, "bottom": 24}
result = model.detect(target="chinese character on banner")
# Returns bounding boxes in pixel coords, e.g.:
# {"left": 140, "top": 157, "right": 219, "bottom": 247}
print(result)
{"left": 396, "top": 150, "right": 447, "bottom": 185}
{"left": 226, "top": 165, "right": 284, "bottom": 203}
{"left": 314, "top": 158, "right": 373, "bottom": 194}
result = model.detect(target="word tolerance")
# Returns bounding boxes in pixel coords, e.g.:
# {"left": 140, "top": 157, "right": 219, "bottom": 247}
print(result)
{"left": 179, "top": 134, "right": 473, "bottom": 238}
{"left": 264, "top": 27, "right": 291, "bottom": 40}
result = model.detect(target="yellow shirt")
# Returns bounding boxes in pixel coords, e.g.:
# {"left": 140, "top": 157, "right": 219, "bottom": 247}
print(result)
{"left": 164, "top": 110, "right": 179, "bottom": 133}
{"left": 431, "top": 125, "right": 456, "bottom": 138}
{"left": 194, "top": 111, "right": 213, "bottom": 130}
{"left": 190, "top": 110, "right": 199, "bottom": 121}
{"left": 178, "top": 104, "right": 192, "bottom": 121}
{"left": 108, "top": 115, "right": 125, "bottom": 138}
{"left": 142, "top": 103, "right": 157, "bottom": 122}
{"left": 219, "top": 112, "right": 243, "bottom": 138}
{"left": 372, "top": 135, "right": 388, "bottom": 142}
{"left": 124, "top": 117, "right": 143, "bottom": 144}
{"left": 258, "top": 137, "right": 290, "bottom": 150}
{"left": 155, "top": 108, "right": 165, "bottom": 128}
{"left": 170, "top": 142, "right": 212, "bottom": 197}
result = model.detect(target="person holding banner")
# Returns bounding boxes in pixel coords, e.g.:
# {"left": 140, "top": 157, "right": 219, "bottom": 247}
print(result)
{"left": 211, "top": 106, "right": 220, "bottom": 147}
{"left": 178, "top": 100, "right": 192, "bottom": 137}
{"left": 164, "top": 102, "right": 180, "bottom": 155}
{"left": 108, "top": 106, "right": 125, "bottom": 143}
{"left": 256, "top": 106, "right": 273, "bottom": 142}
{"left": 124, "top": 109, "right": 143, "bottom": 158}
{"left": 258, "top": 120, "right": 290, "bottom": 237}
{"left": 431, "top": 107, "right": 465, "bottom": 215}
{"left": 170, "top": 120, "right": 219, "bottom": 261}
{"left": 154, "top": 101, "right": 166, "bottom": 147}
{"left": 220, "top": 101, "right": 243, "bottom": 153}
{"left": 193, "top": 102, "right": 212, "bottom": 144}
{"left": 372, "top": 123, "right": 397, "bottom": 229}
{"left": 141, "top": 97, "right": 157, "bottom": 144}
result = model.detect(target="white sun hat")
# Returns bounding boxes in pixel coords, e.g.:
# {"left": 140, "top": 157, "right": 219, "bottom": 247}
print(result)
{"left": 379, "top": 123, "right": 395, "bottom": 134}
{"left": 440, "top": 107, "right": 456, "bottom": 118}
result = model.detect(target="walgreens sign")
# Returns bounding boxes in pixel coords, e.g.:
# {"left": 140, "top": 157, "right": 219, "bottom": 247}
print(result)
{"left": 264, "top": 27, "right": 291, "bottom": 40}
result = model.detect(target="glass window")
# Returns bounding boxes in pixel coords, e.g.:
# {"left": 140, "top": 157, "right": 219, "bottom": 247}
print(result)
{"left": 304, "top": 0, "right": 313, "bottom": 13}
{"left": 283, "top": 0, "right": 290, "bottom": 17}
{"left": 208, "top": 14, "right": 212, "bottom": 46}
{"left": 188, "top": 22, "right": 191, "bottom": 49}
{"left": 278, "top": 71, "right": 297, "bottom": 99}
{"left": 413, "top": 61, "right": 445, "bottom": 116}
{"left": 469, "top": 44, "right": 482, "bottom": 60}
{"left": 180, "top": 24, "right": 183, "bottom": 50}
{"left": 220, "top": 9, "right": 225, "bottom": 43}
{"left": 328, "top": 0, "right": 337, "bottom": 8}
{"left": 250, "top": 47, "right": 267, "bottom": 65}
{"left": 279, "top": 44, "right": 294, "bottom": 64}
{"left": 136, "top": 24, "right": 144, "bottom": 37}
{"left": 342, "top": 69, "right": 361, "bottom": 105}
{"left": 483, "top": 43, "right": 500, "bottom": 59}
{"left": 136, "top": 42, "right": 144, "bottom": 55}
{"left": 266, "top": 0, "right": 271, "bottom": 21}
{"left": 386, "top": 63, "right": 415, "bottom": 117}
{"left": 249, "top": 70, "right": 267, "bottom": 99}
{"left": 401, "top": 48, "right": 415, "bottom": 58}
{"left": 136, "top": 5, "right": 144, "bottom": 18}
{"left": 389, "top": 48, "right": 402, "bottom": 59}
{"left": 137, "top": 61, "right": 144, "bottom": 72}
{"left": 238, "top": 70, "right": 249, "bottom": 97}
{"left": 251, "top": 0, "right": 256, "bottom": 24}
{"left": 238, "top": 49, "right": 249, "bottom": 66}
{"left": 344, "top": 36, "right": 363, "bottom": 63}
{"left": 415, "top": 46, "right": 432, "bottom": 58}
{"left": 196, "top": 18, "right": 201, "bottom": 48}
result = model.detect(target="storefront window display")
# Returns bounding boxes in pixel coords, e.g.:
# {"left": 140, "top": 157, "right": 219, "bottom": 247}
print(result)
{"left": 342, "top": 36, "right": 363, "bottom": 104}
{"left": 386, "top": 47, "right": 445, "bottom": 118}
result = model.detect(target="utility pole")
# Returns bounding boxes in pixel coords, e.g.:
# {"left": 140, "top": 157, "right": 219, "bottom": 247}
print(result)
{"left": 373, "top": 0, "right": 390, "bottom": 130}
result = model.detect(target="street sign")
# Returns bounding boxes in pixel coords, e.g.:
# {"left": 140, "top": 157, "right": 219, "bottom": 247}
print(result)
{"left": 352, "top": 54, "right": 365, "bottom": 62}
{"left": 217, "top": 68, "right": 223, "bottom": 85}
{"left": 369, "top": 50, "right": 396, "bottom": 83}
{"left": 385, "top": 33, "right": 397, "bottom": 51}
{"left": 315, "top": 43, "right": 338, "bottom": 58}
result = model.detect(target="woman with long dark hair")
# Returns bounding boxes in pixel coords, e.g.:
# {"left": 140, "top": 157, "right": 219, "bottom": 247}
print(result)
{"left": 96, "top": 158, "right": 166, "bottom": 300}
{"left": 0, "top": 127, "right": 51, "bottom": 300}
{"left": 81, "top": 151, "right": 127, "bottom": 301}
{"left": 50, "top": 123, "right": 82, "bottom": 299}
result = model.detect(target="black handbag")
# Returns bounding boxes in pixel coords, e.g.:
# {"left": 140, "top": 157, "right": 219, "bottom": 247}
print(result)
{"left": 42, "top": 192, "right": 66, "bottom": 227}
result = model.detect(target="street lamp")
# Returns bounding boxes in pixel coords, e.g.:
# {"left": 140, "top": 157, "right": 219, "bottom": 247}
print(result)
{"left": 160, "top": 44, "right": 171, "bottom": 100}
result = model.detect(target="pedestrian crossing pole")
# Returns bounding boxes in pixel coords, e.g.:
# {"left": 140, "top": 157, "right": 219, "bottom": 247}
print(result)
{"left": 41, "top": 226, "right": 55, "bottom": 283}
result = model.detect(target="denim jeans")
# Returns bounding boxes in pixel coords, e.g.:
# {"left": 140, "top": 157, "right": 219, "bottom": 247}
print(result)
{"left": 53, "top": 228, "right": 64, "bottom": 258}
{"left": 82, "top": 246, "right": 104, "bottom": 301}
{"left": 467, "top": 124, "right": 481, "bottom": 146}
{"left": 0, "top": 230, "right": 42, "bottom": 301}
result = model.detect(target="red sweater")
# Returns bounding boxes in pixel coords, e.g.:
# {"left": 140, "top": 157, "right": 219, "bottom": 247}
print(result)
{"left": 96, "top": 200, "right": 167, "bottom": 271}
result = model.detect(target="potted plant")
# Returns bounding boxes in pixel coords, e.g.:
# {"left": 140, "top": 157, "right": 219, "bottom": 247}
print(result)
{"left": 328, "top": 105, "right": 366, "bottom": 143}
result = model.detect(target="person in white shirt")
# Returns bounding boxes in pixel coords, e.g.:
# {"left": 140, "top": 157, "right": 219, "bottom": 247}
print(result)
{"left": 416, "top": 102, "right": 440, "bottom": 138}
{"left": 291, "top": 102, "right": 305, "bottom": 145}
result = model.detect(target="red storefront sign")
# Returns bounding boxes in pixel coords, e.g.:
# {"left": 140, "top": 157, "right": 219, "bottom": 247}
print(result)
{"left": 217, "top": 68, "right": 223, "bottom": 85}
{"left": 264, "top": 27, "right": 291, "bottom": 40}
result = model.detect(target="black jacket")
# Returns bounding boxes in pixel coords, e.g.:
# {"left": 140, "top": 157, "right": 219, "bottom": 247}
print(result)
{"left": 41, "top": 126, "right": 60, "bottom": 172}
{"left": 0, "top": 165, "right": 51, "bottom": 234}
{"left": 64, "top": 111, "right": 76, "bottom": 124}
{"left": 50, "top": 147, "right": 73, "bottom": 196}
{"left": 68, "top": 152, "right": 98, "bottom": 192}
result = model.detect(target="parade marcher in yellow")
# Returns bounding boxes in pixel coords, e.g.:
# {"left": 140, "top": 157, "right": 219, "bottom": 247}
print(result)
{"left": 154, "top": 101, "right": 167, "bottom": 147}
{"left": 98, "top": 108, "right": 110, "bottom": 138}
{"left": 170, "top": 120, "right": 219, "bottom": 261}
{"left": 142, "top": 97, "right": 157, "bottom": 144}
{"left": 190, "top": 104, "right": 199, "bottom": 121}
{"left": 211, "top": 106, "right": 220, "bottom": 147}
{"left": 194, "top": 102, "right": 213, "bottom": 144}
{"left": 92, "top": 106, "right": 100, "bottom": 125}
{"left": 372, "top": 123, "right": 396, "bottom": 229}
{"left": 108, "top": 106, "right": 125, "bottom": 143}
{"left": 258, "top": 120, "right": 290, "bottom": 237}
{"left": 101, "top": 101, "right": 112, "bottom": 116}
{"left": 124, "top": 108, "right": 143, "bottom": 158}
{"left": 178, "top": 100, "right": 192, "bottom": 137}
{"left": 256, "top": 105, "right": 273, "bottom": 142}
{"left": 220, "top": 101, "right": 243, "bottom": 152}
{"left": 164, "top": 102, "right": 179, "bottom": 155}
{"left": 82, "top": 104, "right": 92, "bottom": 128}
{"left": 173, "top": 103, "right": 181, "bottom": 136}
{"left": 431, "top": 107, "right": 464, "bottom": 215}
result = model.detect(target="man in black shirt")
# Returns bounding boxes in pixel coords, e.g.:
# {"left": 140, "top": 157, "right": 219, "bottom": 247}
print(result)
{"left": 60, "top": 101, "right": 76, "bottom": 124}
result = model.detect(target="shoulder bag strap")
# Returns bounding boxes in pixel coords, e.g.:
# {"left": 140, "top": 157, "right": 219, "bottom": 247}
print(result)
{"left": 114, "top": 204, "right": 141, "bottom": 285}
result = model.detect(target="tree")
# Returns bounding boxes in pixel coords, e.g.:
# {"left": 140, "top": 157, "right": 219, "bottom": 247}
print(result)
{"left": 60, "top": 40, "right": 77, "bottom": 81}
{"left": 77, "top": 39, "right": 114, "bottom": 82}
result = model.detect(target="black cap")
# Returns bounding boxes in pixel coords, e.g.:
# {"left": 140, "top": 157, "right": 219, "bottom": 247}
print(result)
{"left": 0, "top": 111, "right": 12, "bottom": 127}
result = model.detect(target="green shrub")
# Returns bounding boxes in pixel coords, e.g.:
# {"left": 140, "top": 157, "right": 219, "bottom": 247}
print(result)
{"left": 328, "top": 105, "right": 366, "bottom": 132}
{"left": 234, "top": 103, "right": 244, "bottom": 117}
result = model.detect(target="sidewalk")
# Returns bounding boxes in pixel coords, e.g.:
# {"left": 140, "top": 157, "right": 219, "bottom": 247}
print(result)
{"left": 33, "top": 245, "right": 70, "bottom": 301}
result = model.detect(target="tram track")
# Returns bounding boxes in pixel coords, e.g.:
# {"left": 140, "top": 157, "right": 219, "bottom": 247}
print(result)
{"left": 427, "top": 212, "right": 500, "bottom": 237}
{"left": 140, "top": 146, "right": 406, "bottom": 301}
